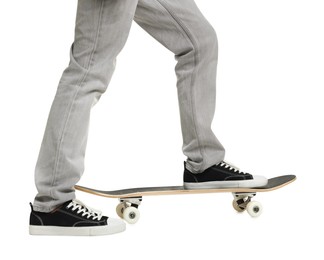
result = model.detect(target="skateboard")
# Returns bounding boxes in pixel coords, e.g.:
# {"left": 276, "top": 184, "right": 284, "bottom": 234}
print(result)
{"left": 75, "top": 175, "right": 296, "bottom": 224}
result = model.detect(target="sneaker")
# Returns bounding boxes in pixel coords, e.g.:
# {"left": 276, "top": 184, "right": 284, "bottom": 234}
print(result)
{"left": 29, "top": 199, "right": 126, "bottom": 236}
{"left": 184, "top": 161, "right": 268, "bottom": 189}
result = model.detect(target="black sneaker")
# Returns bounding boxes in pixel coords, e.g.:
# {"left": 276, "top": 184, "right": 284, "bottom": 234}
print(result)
{"left": 184, "top": 161, "right": 268, "bottom": 189}
{"left": 29, "top": 199, "right": 126, "bottom": 236}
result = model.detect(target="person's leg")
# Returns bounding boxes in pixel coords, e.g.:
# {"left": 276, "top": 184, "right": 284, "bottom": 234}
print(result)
{"left": 134, "top": 0, "right": 267, "bottom": 188}
{"left": 134, "top": 0, "right": 225, "bottom": 173}
{"left": 33, "top": 0, "right": 139, "bottom": 213}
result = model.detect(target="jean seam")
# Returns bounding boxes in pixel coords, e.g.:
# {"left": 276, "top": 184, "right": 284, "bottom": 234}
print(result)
{"left": 154, "top": 0, "right": 206, "bottom": 172}
{"left": 49, "top": 0, "right": 105, "bottom": 209}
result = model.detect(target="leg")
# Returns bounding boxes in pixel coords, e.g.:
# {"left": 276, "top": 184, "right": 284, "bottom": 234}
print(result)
{"left": 33, "top": 0, "right": 139, "bottom": 212}
{"left": 134, "top": 0, "right": 225, "bottom": 173}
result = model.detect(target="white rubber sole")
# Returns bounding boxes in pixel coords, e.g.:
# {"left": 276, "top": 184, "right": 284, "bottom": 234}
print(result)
{"left": 29, "top": 218, "right": 126, "bottom": 236}
{"left": 184, "top": 175, "right": 268, "bottom": 189}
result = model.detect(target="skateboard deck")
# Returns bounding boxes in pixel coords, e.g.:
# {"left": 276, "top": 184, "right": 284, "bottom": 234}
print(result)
{"left": 75, "top": 175, "right": 296, "bottom": 223}
{"left": 75, "top": 175, "right": 295, "bottom": 198}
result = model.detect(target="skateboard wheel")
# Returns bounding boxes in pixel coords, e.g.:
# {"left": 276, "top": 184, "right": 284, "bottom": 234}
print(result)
{"left": 123, "top": 206, "right": 140, "bottom": 224}
{"left": 232, "top": 199, "right": 245, "bottom": 212}
{"left": 247, "top": 201, "right": 263, "bottom": 217}
{"left": 116, "top": 203, "right": 125, "bottom": 219}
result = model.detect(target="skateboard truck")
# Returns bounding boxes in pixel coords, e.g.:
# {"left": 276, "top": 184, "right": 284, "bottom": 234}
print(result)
{"left": 232, "top": 192, "right": 263, "bottom": 217}
{"left": 117, "top": 197, "right": 142, "bottom": 224}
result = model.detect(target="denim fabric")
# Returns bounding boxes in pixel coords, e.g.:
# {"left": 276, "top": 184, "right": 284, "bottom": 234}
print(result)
{"left": 33, "top": 0, "right": 225, "bottom": 212}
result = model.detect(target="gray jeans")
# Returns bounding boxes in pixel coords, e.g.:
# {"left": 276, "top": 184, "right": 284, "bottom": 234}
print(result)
{"left": 33, "top": 0, "right": 225, "bottom": 212}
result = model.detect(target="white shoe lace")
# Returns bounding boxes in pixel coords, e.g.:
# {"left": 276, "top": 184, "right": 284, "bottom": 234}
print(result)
{"left": 67, "top": 199, "right": 103, "bottom": 221}
{"left": 219, "top": 161, "right": 247, "bottom": 175}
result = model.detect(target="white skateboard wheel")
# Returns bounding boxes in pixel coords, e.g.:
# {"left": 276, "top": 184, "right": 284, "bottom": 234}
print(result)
{"left": 247, "top": 201, "right": 263, "bottom": 217}
{"left": 116, "top": 203, "right": 125, "bottom": 219}
{"left": 123, "top": 206, "right": 140, "bottom": 224}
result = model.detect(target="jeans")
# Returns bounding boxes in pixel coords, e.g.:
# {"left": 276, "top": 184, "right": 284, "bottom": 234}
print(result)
{"left": 33, "top": 0, "right": 225, "bottom": 212}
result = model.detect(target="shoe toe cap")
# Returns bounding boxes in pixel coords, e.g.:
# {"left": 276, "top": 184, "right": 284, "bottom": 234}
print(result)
{"left": 252, "top": 175, "right": 268, "bottom": 187}
{"left": 107, "top": 217, "right": 126, "bottom": 233}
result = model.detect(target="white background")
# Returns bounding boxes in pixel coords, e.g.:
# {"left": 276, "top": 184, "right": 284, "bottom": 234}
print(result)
{"left": 1, "top": 0, "right": 323, "bottom": 259}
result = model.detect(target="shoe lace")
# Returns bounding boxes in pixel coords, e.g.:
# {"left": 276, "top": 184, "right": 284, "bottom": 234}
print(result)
{"left": 67, "top": 199, "right": 103, "bottom": 221}
{"left": 219, "top": 161, "right": 248, "bottom": 175}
